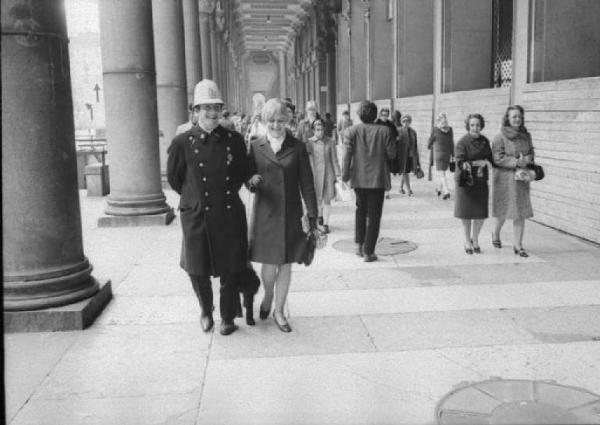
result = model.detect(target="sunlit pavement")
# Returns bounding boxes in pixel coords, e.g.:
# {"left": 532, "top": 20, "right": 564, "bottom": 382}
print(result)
{"left": 5, "top": 176, "right": 600, "bottom": 425}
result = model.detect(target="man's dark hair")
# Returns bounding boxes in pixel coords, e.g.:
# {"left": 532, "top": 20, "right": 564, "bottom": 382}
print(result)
{"left": 325, "top": 112, "right": 331, "bottom": 119}
{"left": 342, "top": 110, "right": 350, "bottom": 116}
{"left": 357, "top": 100, "right": 377, "bottom": 123}
{"left": 222, "top": 110, "right": 230, "bottom": 118}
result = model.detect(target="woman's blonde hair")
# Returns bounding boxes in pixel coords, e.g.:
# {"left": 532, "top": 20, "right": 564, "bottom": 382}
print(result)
{"left": 305, "top": 100, "right": 317, "bottom": 112}
{"left": 261, "top": 98, "right": 290, "bottom": 123}
{"left": 435, "top": 112, "right": 448, "bottom": 127}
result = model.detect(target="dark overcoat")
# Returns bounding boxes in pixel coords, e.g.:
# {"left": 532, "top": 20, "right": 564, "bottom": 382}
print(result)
{"left": 248, "top": 134, "right": 318, "bottom": 264}
{"left": 167, "top": 125, "right": 249, "bottom": 277}
{"left": 397, "top": 126, "right": 421, "bottom": 174}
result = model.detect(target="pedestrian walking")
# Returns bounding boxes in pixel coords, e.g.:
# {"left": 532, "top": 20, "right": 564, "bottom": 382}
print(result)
{"left": 306, "top": 118, "right": 341, "bottom": 234}
{"left": 247, "top": 98, "right": 318, "bottom": 332}
{"left": 397, "top": 114, "right": 421, "bottom": 196}
{"left": 175, "top": 103, "right": 198, "bottom": 135}
{"left": 167, "top": 79, "right": 250, "bottom": 336}
{"left": 295, "top": 100, "right": 319, "bottom": 144}
{"left": 375, "top": 107, "right": 399, "bottom": 199}
{"left": 428, "top": 112, "right": 455, "bottom": 200}
{"left": 342, "top": 100, "right": 396, "bottom": 262}
{"left": 454, "top": 114, "right": 493, "bottom": 254}
{"left": 491, "top": 105, "right": 535, "bottom": 257}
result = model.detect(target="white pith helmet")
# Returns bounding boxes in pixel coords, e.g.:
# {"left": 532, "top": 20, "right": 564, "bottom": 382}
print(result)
{"left": 193, "top": 79, "right": 224, "bottom": 106}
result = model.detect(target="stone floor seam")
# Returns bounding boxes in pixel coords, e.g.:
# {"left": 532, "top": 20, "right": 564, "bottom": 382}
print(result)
{"left": 194, "top": 329, "right": 216, "bottom": 424}
{"left": 358, "top": 314, "right": 380, "bottom": 352}
{"left": 9, "top": 333, "right": 83, "bottom": 424}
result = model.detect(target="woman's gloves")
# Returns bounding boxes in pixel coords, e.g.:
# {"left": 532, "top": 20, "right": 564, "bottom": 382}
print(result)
{"left": 308, "top": 217, "right": 317, "bottom": 231}
{"left": 247, "top": 174, "right": 263, "bottom": 191}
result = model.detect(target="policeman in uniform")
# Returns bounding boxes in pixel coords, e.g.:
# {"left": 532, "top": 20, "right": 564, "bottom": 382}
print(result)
{"left": 167, "top": 80, "right": 250, "bottom": 335}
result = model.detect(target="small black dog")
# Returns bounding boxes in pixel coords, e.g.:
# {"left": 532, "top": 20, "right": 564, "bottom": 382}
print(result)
{"left": 234, "top": 264, "right": 261, "bottom": 325}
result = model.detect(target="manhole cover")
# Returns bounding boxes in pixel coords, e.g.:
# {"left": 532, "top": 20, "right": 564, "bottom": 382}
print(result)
{"left": 436, "top": 379, "right": 600, "bottom": 425}
{"left": 332, "top": 237, "right": 417, "bottom": 255}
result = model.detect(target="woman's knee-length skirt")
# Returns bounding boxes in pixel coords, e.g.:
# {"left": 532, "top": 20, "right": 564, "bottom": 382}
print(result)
{"left": 454, "top": 182, "right": 489, "bottom": 219}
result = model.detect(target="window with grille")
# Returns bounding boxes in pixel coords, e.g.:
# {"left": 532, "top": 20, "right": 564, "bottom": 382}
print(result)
{"left": 492, "top": 0, "right": 513, "bottom": 88}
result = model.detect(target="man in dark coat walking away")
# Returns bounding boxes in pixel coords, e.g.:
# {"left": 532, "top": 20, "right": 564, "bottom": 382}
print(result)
{"left": 342, "top": 100, "right": 396, "bottom": 262}
{"left": 167, "top": 79, "right": 250, "bottom": 335}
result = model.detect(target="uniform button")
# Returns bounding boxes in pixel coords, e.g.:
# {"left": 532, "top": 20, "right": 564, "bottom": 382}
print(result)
{"left": 225, "top": 176, "right": 230, "bottom": 181}
{"left": 226, "top": 146, "right": 231, "bottom": 151}
{"left": 228, "top": 133, "right": 232, "bottom": 138}
{"left": 204, "top": 191, "right": 209, "bottom": 196}
{"left": 188, "top": 136, "right": 193, "bottom": 141}
{"left": 226, "top": 205, "right": 231, "bottom": 209}
{"left": 205, "top": 206, "right": 210, "bottom": 211}
{"left": 202, "top": 177, "right": 207, "bottom": 182}
{"left": 226, "top": 190, "right": 231, "bottom": 195}
{"left": 194, "top": 149, "right": 199, "bottom": 154}
{"left": 200, "top": 134, "right": 206, "bottom": 139}
{"left": 199, "top": 162, "right": 204, "bottom": 167}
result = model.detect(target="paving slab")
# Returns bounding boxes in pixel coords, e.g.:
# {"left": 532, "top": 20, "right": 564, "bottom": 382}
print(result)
{"left": 197, "top": 350, "right": 481, "bottom": 425}
{"left": 4, "top": 332, "right": 80, "bottom": 423}
{"left": 32, "top": 324, "right": 210, "bottom": 400}
{"left": 10, "top": 394, "right": 200, "bottom": 425}
{"left": 210, "top": 315, "right": 376, "bottom": 360}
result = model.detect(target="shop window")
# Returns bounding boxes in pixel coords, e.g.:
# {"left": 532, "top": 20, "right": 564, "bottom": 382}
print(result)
{"left": 492, "top": 0, "right": 513, "bottom": 87}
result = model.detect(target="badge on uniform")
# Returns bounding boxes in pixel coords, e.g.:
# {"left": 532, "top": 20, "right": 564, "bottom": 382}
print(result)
{"left": 227, "top": 153, "right": 233, "bottom": 165}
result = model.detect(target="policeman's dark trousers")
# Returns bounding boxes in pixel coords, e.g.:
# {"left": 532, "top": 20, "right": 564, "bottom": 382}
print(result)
{"left": 189, "top": 274, "right": 238, "bottom": 322}
{"left": 354, "top": 188, "right": 385, "bottom": 256}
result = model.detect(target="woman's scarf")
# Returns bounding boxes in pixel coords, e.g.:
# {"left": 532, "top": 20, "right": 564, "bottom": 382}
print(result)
{"left": 501, "top": 126, "right": 530, "bottom": 142}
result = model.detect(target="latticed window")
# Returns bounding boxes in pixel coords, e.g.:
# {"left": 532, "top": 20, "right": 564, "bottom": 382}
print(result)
{"left": 492, "top": 0, "right": 513, "bottom": 87}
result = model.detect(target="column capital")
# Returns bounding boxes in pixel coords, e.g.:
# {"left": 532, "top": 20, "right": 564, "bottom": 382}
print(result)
{"left": 198, "top": 0, "right": 216, "bottom": 14}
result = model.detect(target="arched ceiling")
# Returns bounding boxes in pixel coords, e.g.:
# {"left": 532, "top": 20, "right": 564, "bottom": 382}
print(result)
{"left": 233, "top": 0, "right": 313, "bottom": 53}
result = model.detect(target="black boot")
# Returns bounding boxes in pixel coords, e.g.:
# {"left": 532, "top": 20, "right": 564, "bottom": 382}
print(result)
{"left": 243, "top": 293, "right": 255, "bottom": 326}
{"left": 190, "top": 275, "right": 214, "bottom": 332}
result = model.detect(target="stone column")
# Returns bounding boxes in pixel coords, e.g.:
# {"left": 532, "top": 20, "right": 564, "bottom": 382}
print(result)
{"left": 278, "top": 50, "right": 287, "bottom": 98}
{"left": 99, "top": 0, "right": 173, "bottom": 225}
{"left": 2, "top": 0, "right": 111, "bottom": 327}
{"left": 209, "top": 15, "right": 218, "bottom": 85}
{"left": 182, "top": 0, "right": 202, "bottom": 103}
{"left": 510, "top": 0, "right": 529, "bottom": 105}
{"left": 363, "top": 1, "right": 372, "bottom": 100}
{"left": 432, "top": 0, "right": 443, "bottom": 122}
{"left": 198, "top": 0, "right": 214, "bottom": 79}
{"left": 326, "top": 50, "right": 336, "bottom": 117}
{"left": 153, "top": 0, "right": 188, "bottom": 180}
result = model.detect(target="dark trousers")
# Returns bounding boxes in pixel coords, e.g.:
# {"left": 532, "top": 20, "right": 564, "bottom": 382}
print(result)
{"left": 189, "top": 274, "right": 238, "bottom": 322}
{"left": 354, "top": 188, "right": 385, "bottom": 255}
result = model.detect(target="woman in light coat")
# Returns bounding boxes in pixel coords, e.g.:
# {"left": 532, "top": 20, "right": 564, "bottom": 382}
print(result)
{"left": 247, "top": 98, "right": 318, "bottom": 332}
{"left": 491, "top": 105, "right": 535, "bottom": 257}
{"left": 428, "top": 112, "right": 455, "bottom": 200}
{"left": 306, "top": 118, "right": 341, "bottom": 233}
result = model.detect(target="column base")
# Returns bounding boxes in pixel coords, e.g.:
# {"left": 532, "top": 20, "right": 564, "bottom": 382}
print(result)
{"left": 4, "top": 279, "right": 112, "bottom": 333}
{"left": 98, "top": 209, "right": 175, "bottom": 227}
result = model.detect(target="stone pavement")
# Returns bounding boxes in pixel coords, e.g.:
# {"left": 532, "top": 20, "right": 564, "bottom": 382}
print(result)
{"left": 5, "top": 177, "right": 600, "bottom": 425}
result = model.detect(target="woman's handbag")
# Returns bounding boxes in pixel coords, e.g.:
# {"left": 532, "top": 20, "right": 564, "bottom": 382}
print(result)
{"left": 414, "top": 167, "right": 425, "bottom": 179}
{"left": 299, "top": 227, "right": 327, "bottom": 266}
{"left": 527, "top": 163, "right": 545, "bottom": 181}
{"left": 449, "top": 159, "right": 456, "bottom": 173}
{"left": 458, "top": 168, "right": 474, "bottom": 187}
{"left": 334, "top": 180, "right": 354, "bottom": 202}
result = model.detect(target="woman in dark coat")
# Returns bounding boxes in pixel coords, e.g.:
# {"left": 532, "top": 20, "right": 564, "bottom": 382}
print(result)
{"left": 454, "top": 114, "right": 493, "bottom": 254}
{"left": 492, "top": 105, "right": 535, "bottom": 257}
{"left": 428, "top": 112, "right": 455, "bottom": 199}
{"left": 248, "top": 98, "right": 318, "bottom": 332}
{"left": 375, "top": 108, "right": 399, "bottom": 199}
{"left": 397, "top": 114, "right": 420, "bottom": 196}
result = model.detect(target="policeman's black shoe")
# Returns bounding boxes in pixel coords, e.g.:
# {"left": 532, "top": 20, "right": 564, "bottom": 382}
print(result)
{"left": 243, "top": 293, "right": 255, "bottom": 326}
{"left": 219, "top": 321, "right": 238, "bottom": 336}
{"left": 355, "top": 243, "right": 364, "bottom": 257}
{"left": 200, "top": 313, "right": 214, "bottom": 333}
{"left": 363, "top": 254, "right": 378, "bottom": 262}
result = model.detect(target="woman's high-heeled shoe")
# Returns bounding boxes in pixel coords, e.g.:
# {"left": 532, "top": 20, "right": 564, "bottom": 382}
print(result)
{"left": 492, "top": 232, "right": 502, "bottom": 248}
{"left": 464, "top": 244, "right": 474, "bottom": 255}
{"left": 471, "top": 240, "right": 481, "bottom": 254}
{"left": 514, "top": 247, "right": 529, "bottom": 257}
{"left": 259, "top": 299, "right": 271, "bottom": 320}
{"left": 273, "top": 312, "right": 292, "bottom": 333}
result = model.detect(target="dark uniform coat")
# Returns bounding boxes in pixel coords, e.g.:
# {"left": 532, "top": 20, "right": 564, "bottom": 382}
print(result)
{"left": 248, "top": 134, "right": 318, "bottom": 264}
{"left": 167, "top": 125, "right": 249, "bottom": 277}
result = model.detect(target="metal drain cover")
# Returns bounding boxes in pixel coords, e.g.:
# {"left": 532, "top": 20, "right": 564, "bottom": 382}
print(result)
{"left": 332, "top": 237, "right": 418, "bottom": 255}
{"left": 436, "top": 379, "right": 600, "bottom": 424}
